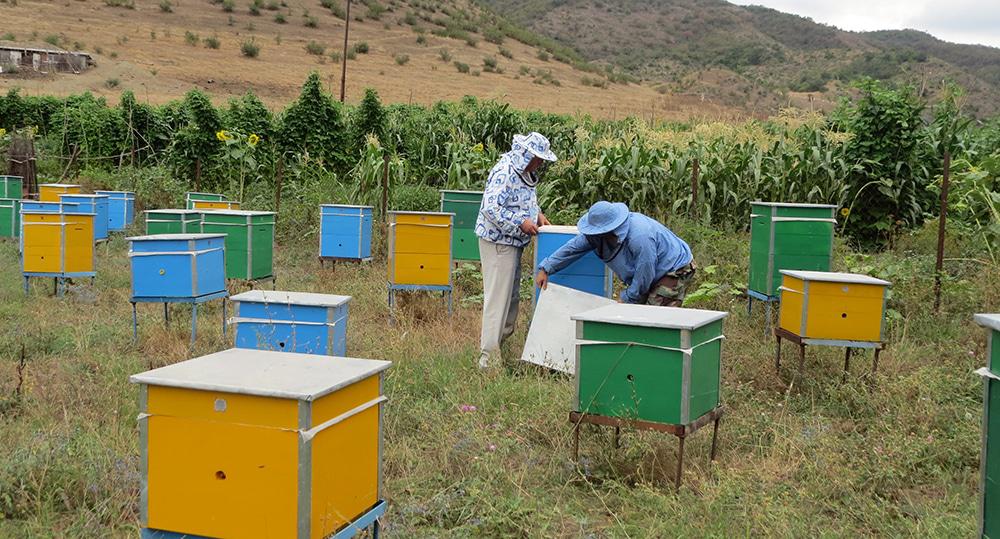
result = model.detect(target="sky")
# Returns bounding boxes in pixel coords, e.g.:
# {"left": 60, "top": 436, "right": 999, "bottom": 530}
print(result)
{"left": 729, "top": 0, "right": 1000, "bottom": 48}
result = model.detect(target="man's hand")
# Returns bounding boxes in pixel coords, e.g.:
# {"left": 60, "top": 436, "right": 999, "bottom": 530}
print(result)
{"left": 536, "top": 269, "right": 548, "bottom": 290}
{"left": 520, "top": 218, "right": 539, "bottom": 235}
{"left": 537, "top": 212, "right": 551, "bottom": 226}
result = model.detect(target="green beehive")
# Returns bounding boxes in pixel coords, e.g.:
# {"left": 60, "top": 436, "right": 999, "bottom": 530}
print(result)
{"left": 145, "top": 210, "right": 203, "bottom": 235}
{"left": 572, "top": 304, "right": 728, "bottom": 425}
{"left": 748, "top": 202, "right": 837, "bottom": 299}
{"left": 0, "top": 199, "right": 19, "bottom": 238}
{"left": 199, "top": 210, "right": 275, "bottom": 280}
{"left": 975, "top": 313, "right": 1000, "bottom": 539}
{"left": 184, "top": 191, "right": 227, "bottom": 209}
{"left": 0, "top": 175, "right": 22, "bottom": 199}
{"left": 439, "top": 190, "right": 483, "bottom": 262}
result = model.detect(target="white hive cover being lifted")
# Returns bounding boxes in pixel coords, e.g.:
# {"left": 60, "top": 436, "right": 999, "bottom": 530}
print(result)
{"left": 521, "top": 284, "right": 616, "bottom": 374}
{"left": 975, "top": 314, "right": 1000, "bottom": 332}
{"left": 779, "top": 270, "right": 890, "bottom": 286}
{"left": 230, "top": 290, "right": 352, "bottom": 307}
{"left": 538, "top": 225, "right": 579, "bottom": 234}
{"left": 129, "top": 348, "right": 390, "bottom": 400}
{"left": 571, "top": 303, "right": 728, "bottom": 330}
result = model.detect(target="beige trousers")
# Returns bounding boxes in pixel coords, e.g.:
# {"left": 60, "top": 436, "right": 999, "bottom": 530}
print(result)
{"left": 479, "top": 238, "right": 524, "bottom": 359}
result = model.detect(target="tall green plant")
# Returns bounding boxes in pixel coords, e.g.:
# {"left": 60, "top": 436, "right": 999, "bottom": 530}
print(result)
{"left": 276, "top": 72, "right": 348, "bottom": 170}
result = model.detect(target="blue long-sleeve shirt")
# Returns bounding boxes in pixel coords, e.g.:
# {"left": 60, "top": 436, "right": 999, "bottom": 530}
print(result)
{"left": 538, "top": 213, "right": 693, "bottom": 304}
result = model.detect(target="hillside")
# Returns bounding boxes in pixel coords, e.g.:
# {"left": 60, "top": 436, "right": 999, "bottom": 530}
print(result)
{"left": 475, "top": 0, "right": 1000, "bottom": 116}
{"left": 0, "top": 0, "right": 738, "bottom": 119}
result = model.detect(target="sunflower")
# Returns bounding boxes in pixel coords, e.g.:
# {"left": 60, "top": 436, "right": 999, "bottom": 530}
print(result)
{"left": 248, "top": 133, "right": 260, "bottom": 147}
{"left": 216, "top": 130, "right": 229, "bottom": 142}
{"left": 0, "top": 128, "right": 6, "bottom": 138}
{"left": 840, "top": 207, "right": 850, "bottom": 217}
{"left": 472, "top": 143, "right": 484, "bottom": 153}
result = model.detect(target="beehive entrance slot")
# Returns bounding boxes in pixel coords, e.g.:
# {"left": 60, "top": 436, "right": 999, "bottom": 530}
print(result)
{"left": 215, "top": 470, "right": 227, "bottom": 480}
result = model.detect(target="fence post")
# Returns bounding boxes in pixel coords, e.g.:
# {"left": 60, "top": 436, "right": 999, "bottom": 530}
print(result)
{"left": 934, "top": 150, "right": 950, "bottom": 313}
{"left": 273, "top": 156, "right": 284, "bottom": 221}
{"left": 690, "top": 158, "right": 700, "bottom": 222}
{"left": 340, "top": 0, "right": 351, "bottom": 103}
{"left": 381, "top": 153, "right": 389, "bottom": 222}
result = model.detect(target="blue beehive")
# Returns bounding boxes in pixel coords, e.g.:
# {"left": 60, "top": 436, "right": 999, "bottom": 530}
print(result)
{"left": 60, "top": 194, "right": 110, "bottom": 241}
{"left": 534, "top": 225, "right": 614, "bottom": 303}
{"left": 229, "top": 290, "right": 352, "bottom": 356}
{"left": 96, "top": 190, "right": 136, "bottom": 232}
{"left": 319, "top": 204, "right": 373, "bottom": 262}
{"left": 128, "top": 234, "right": 227, "bottom": 299}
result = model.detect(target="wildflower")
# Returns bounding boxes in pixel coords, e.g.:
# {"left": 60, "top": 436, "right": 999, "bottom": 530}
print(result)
{"left": 488, "top": 444, "right": 496, "bottom": 452}
{"left": 248, "top": 133, "right": 260, "bottom": 146}
{"left": 840, "top": 207, "right": 850, "bottom": 218}
{"left": 216, "top": 130, "right": 229, "bottom": 141}
{"left": 458, "top": 404, "right": 477, "bottom": 412}
{"left": 0, "top": 128, "right": 6, "bottom": 137}
{"left": 472, "top": 143, "right": 484, "bottom": 153}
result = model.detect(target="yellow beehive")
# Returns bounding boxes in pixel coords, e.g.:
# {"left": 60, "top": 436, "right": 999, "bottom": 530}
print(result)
{"left": 130, "top": 348, "right": 391, "bottom": 539}
{"left": 191, "top": 199, "right": 241, "bottom": 211}
{"left": 38, "top": 183, "right": 82, "bottom": 202}
{"left": 778, "top": 270, "right": 890, "bottom": 343}
{"left": 21, "top": 211, "right": 95, "bottom": 274}
{"left": 387, "top": 211, "right": 454, "bottom": 286}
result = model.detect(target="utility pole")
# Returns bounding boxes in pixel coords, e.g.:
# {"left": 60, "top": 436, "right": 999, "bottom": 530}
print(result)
{"left": 340, "top": 0, "right": 351, "bottom": 103}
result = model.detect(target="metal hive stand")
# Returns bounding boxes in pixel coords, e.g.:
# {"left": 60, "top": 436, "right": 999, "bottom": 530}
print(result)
{"left": 746, "top": 289, "right": 779, "bottom": 334}
{"left": 387, "top": 283, "right": 454, "bottom": 316}
{"left": 130, "top": 291, "right": 229, "bottom": 346}
{"left": 569, "top": 406, "right": 724, "bottom": 491}
{"left": 23, "top": 272, "right": 96, "bottom": 297}
{"left": 319, "top": 255, "right": 373, "bottom": 268}
{"left": 774, "top": 327, "right": 883, "bottom": 381}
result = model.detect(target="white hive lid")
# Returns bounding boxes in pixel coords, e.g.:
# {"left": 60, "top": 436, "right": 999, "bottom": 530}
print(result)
{"left": 572, "top": 304, "right": 728, "bottom": 330}
{"left": 751, "top": 201, "right": 837, "bottom": 208}
{"left": 780, "top": 270, "right": 890, "bottom": 286}
{"left": 127, "top": 233, "right": 225, "bottom": 241}
{"left": 975, "top": 314, "right": 1000, "bottom": 332}
{"left": 145, "top": 209, "right": 201, "bottom": 215}
{"left": 539, "top": 225, "right": 579, "bottom": 234}
{"left": 230, "top": 290, "right": 352, "bottom": 308}
{"left": 320, "top": 204, "right": 374, "bottom": 209}
{"left": 129, "top": 348, "right": 390, "bottom": 400}
{"left": 41, "top": 183, "right": 82, "bottom": 188}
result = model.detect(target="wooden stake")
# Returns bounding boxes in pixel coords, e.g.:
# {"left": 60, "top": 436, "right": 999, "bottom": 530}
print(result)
{"left": 934, "top": 150, "right": 950, "bottom": 313}
{"left": 340, "top": 0, "right": 351, "bottom": 103}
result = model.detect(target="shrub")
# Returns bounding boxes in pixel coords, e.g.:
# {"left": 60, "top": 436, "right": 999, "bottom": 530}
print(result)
{"left": 319, "top": 0, "right": 333, "bottom": 8}
{"left": 483, "top": 26, "right": 504, "bottom": 45}
{"left": 222, "top": 0, "right": 234, "bottom": 11}
{"left": 249, "top": 2, "right": 260, "bottom": 15}
{"left": 329, "top": 50, "right": 342, "bottom": 62}
{"left": 454, "top": 61, "right": 469, "bottom": 73}
{"left": 274, "top": 13, "right": 286, "bottom": 23}
{"left": 203, "top": 36, "right": 221, "bottom": 49}
{"left": 537, "top": 50, "right": 549, "bottom": 61}
{"left": 305, "top": 41, "right": 325, "bottom": 55}
{"left": 105, "top": 78, "right": 120, "bottom": 88}
{"left": 304, "top": 14, "right": 318, "bottom": 27}
{"left": 347, "top": 50, "right": 357, "bottom": 60}
{"left": 103, "top": 0, "right": 135, "bottom": 8}
{"left": 353, "top": 42, "right": 369, "bottom": 54}
{"left": 416, "top": 35, "right": 426, "bottom": 45}
{"left": 43, "top": 34, "right": 61, "bottom": 47}
{"left": 241, "top": 38, "right": 260, "bottom": 58}
{"left": 499, "top": 47, "right": 512, "bottom": 59}
{"left": 1, "top": 33, "right": 15, "bottom": 41}
{"left": 159, "top": 0, "right": 172, "bottom": 12}
{"left": 394, "top": 53, "right": 409, "bottom": 65}
{"left": 265, "top": 0, "right": 279, "bottom": 9}
{"left": 438, "top": 49, "right": 451, "bottom": 62}
{"left": 329, "top": 2, "right": 345, "bottom": 18}
{"left": 482, "top": 56, "right": 498, "bottom": 72}
{"left": 465, "top": 37, "right": 477, "bottom": 47}
{"left": 184, "top": 31, "right": 199, "bottom": 46}
{"left": 403, "top": 11, "right": 416, "bottom": 25}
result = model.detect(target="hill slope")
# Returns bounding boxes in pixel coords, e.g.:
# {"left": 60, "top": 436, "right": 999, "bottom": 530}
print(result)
{"left": 475, "top": 0, "right": 1000, "bottom": 116}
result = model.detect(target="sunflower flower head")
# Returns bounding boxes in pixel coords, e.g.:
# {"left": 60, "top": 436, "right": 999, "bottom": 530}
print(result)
{"left": 216, "top": 130, "right": 229, "bottom": 142}
{"left": 840, "top": 207, "right": 851, "bottom": 218}
{"left": 248, "top": 133, "right": 260, "bottom": 147}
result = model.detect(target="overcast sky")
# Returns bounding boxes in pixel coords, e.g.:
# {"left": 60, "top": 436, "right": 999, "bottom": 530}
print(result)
{"left": 729, "top": 1, "right": 1000, "bottom": 48}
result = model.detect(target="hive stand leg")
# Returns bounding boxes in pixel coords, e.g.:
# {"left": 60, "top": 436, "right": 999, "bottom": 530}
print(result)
{"left": 372, "top": 518, "right": 380, "bottom": 539}
{"left": 842, "top": 348, "right": 852, "bottom": 382}
{"left": 613, "top": 426, "right": 620, "bottom": 449}
{"left": 271, "top": 277, "right": 276, "bottom": 291}
{"left": 572, "top": 421, "right": 580, "bottom": 461}
{"left": 163, "top": 303, "right": 169, "bottom": 326}
{"left": 131, "top": 302, "right": 138, "bottom": 343}
{"left": 447, "top": 290, "right": 453, "bottom": 316}
{"left": 222, "top": 298, "right": 227, "bottom": 338}
{"left": 872, "top": 347, "right": 881, "bottom": 377}
{"left": 747, "top": 296, "right": 752, "bottom": 315}
{"left": 675, "top": 434, "right": 686, "bottom": 491}
{"left": 798, "top": 343, "right": 806, "bottom": 374}
{"left": 710, "top": 415, "right": 721, "bottom": 461}
{"left": 23, "top": 276, "right": 29, "bottom": 296}
{"left": 764, "top": 301, "right": 772, "bottom": 335}
{"left": 190, "top": 304, "right": 198, "bottom": 346}
{"left": 52, "top": 277, "right": 58, "bottom": 297}
{"left": 775, "top": 334, "right": 782, "bottom": 372}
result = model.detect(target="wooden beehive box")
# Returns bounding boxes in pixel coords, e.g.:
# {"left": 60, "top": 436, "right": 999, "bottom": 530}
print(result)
{"left": 145, "top": 209, "right": 202, "bottom": 235}
{"left": 128, "top": 234, "right": 226, "bottom": 299}
{"left": 38, "top": 183, "right": 81, "bottom": 202}
{"left": 319, "top": 205, "right": 373, "bottom": 261}
{"left": 439, "top": 190, "right": 483, "bottom": 262}
{"left": 192, "top": 199, "right": 241, "bottom": 211}
{"left": 572, "top": 304, "right": 727, "bottom": 425}
{"left": 130, "top": 348, "right": 391, "bottom": 539}
{"left": 21, "top": 211, "right": 95, "bottom": 276}
{"left": 96, "top": 190, "right": 136, "bottom": 231}
{"left": 60, "top": 193, "right": 110, "bottom": 241}
{"left": 231, "top": 290, "right": 352, "bottom": 356}
{"left": 748, "top": 202, "right": 837, "bottom": 299}
{"left": 0, "top": 198, "right": 19, "bottom": 238}
{"left": 184, "top": 191, "right": 226, "bottom": 209}
{"left": 199, "top": 210, "right": 276, "bottom": 280}
{"left": 0, "top": 175, "right": 23, "bottom": 199}
{"left": 975, "top": 314, "right": 1000, "bottom": 539}
{"left": 778, "top": 270, "right": 890, "bottom": 344}
{"left": 387, "top": 211, "right": 453, "bottom": 287}
{"left": 534, "top": 225, "right": 613, "bottom": 303}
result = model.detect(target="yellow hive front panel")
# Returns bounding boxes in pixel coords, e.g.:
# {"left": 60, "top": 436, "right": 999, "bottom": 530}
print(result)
{"left": 22, "top": 224, "right": 64, "bottom": 272}
{"left": 22, "top": 246, "right": 62, "bottom": 273}
{"left": 194, "top": 200, "right": 241, "bottom": 210}
{"left": 62, "top": 216, "right": 95, "bottom": 273}
{"left": 778, "top": 276, "right": 806, "bottom": 336}
{"left": 39, "top": 185, "right": 81, "bottom": 202}
{"left": 803, "top": 287, "right": 885, "bottom": 342}
{"left": 310, "top": 405, "right": 380, "bottom": 538}
{"left": 146, "top": 415, "right": 300, "bottom": 538}
{"left": 392, "top": 224, "right": 450, "bottom": 255}
{"left": 311, "top": 375, "right": 379, "bottom": 426}
{"left": 391, "top": 253, "right": 451, "bottom": 285}
{"left": 392, "top": 213, "right": 452, "bottom": 226}
{"left": 147, "top": 386, "right": 298, "bottom": 430}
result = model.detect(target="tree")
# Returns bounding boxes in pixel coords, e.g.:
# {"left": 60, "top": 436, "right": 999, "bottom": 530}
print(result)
{"left": 351, "top": 87, "right": 385, "bottom": 155}
{"left": 276, "top": 72, "right": 349, "bottom": 169}
{"left": 169, "top": 89, "right": 224, "bottom": 187}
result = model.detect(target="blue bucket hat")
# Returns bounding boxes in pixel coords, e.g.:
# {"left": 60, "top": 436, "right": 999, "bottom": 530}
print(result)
{"left": 577, "top": 201, "right": 629, "bottom": 235}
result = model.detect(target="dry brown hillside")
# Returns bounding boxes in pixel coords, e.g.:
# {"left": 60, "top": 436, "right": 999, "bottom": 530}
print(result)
{"left": 0, "top": 0, "right": 740, "bottom": 119}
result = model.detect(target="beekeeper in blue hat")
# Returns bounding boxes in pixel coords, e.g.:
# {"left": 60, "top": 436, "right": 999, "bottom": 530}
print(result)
{"left": 475, "top": 132, "right": 557, "bottom": 370}
{"left": 536, "top": 201, "right": 696, "bottom": 306}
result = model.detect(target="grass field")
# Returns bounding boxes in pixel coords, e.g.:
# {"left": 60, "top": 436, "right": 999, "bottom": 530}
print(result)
{"left": 0, "top": 212, "right": 996, "bottom": 537}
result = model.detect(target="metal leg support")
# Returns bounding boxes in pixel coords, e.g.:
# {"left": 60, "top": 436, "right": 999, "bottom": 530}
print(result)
{"left": 613, "top": 426, "right": 620, "bottom": 449}
{"left": 710, "top": 416, "right": 721, "bottom": 461}
{"left": 873, "top": 348, "right": 881, "bottom": 378}
{"left": 23, "top": 276, "right": 29, "bottom": 296}
{"left": 190, "top": 304, "right": 198, "bottom": 347}
{"left": 373, "top": 519, "right": 380, "bottom": 539}
{"left": 132, "top": 302, "right": 138, "bottom": 343}
{"left": 775, "top": 334, "right": 782, "bottom": 372}
{"left": 764, "top": 301, "right": 772, "bottom": 335}
{"left": 222, "top": 298, "right": 228, "bottom": 337}
{"left": 798, "top": 343, "right": 806, "bottom": 373}
{"left": 164, "top": 303, "right": 169, "bottom": 326}
{"left": 447, "top": 290, "right": 453, "bottom": 315}
{"left": 572, "top": 422, "right": 580, "bottom": 461}
{"left": 675, "top": 435, "right": 686, "bottom": 491}
{"left": 843, "top": 348, "right": 852, "bottom": 382}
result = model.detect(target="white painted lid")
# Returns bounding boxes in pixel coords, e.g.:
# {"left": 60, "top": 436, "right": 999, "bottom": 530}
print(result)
{"left": 129, "top": 348, "right": 390, "bottom": 400}
{"left": 320, "top": 204, "right": 373, "bottom": 209}
{"left": 388, "top": 210, "right": 455, "bottom": 216}
{"left": 40, "top": 183, "right": 82, "bottom": 188}
{"left": 202, "top": 210, "right": 275, "bottom": 216}
{"left": 145, "top": 209, "right": 201, "bottom": 215}
{"left": 780, "top": 270, "right": 890, "bottom": 286}
{"left": 231, "top": 290, "right": 352, "bottom": 307}
{"left": 440, "top": 190, "right": 484, "bottom": 194}
{"left": 751, "top": 201, "right": 837, "bottom": 208}
{"left": 127, "top": 233, "right": 225, "bottom": 241}
{"left": 59, "top": 194, "right": 108, "bottom": 199}
{"left": 95, "top": 190, "right": 136, "bottom": 195}
{"left": 572, "top": 304, "right": 728, "bottom": 330}
{"left": 975, "top": 314, "right": 1000, "bottom": 332}
{"left": 539, "top": 225, "right": 579, "bottom": 234}
{"left": 185, "top": 191, "right": 224, "bottom": 197}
